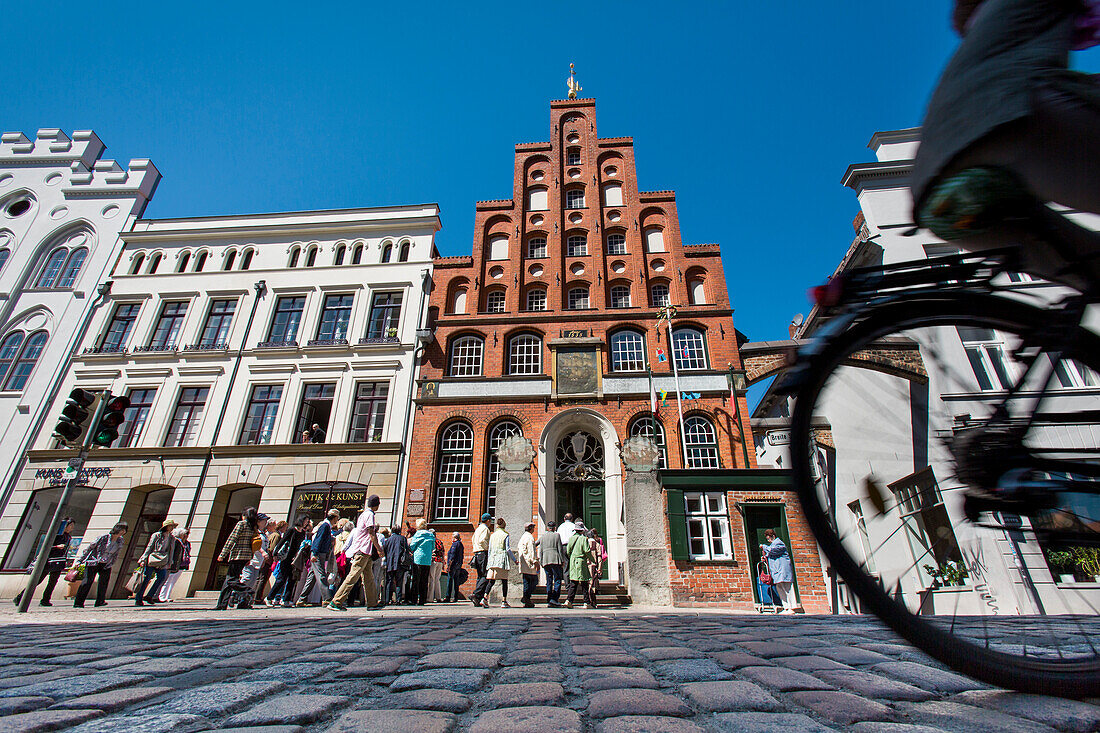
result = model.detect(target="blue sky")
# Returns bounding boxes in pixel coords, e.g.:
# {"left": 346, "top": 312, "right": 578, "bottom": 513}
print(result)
{"left": 10, "top": 2, "right": 1097, "bottom": 396}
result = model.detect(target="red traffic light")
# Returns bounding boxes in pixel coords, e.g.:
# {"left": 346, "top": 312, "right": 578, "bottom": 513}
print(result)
{"left": 105, "top": 395, "right": 131, "bottom": 412}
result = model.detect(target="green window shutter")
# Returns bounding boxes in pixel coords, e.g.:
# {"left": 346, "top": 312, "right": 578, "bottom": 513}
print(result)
{"left": 666, "top": 488, "right": 689, "bottom": 561}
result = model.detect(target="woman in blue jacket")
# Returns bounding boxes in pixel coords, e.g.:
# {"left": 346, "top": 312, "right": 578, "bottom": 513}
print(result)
{"left": 408, "top": 519, "right": 436, "bottom": 606}
{"left": 760, "top": 529, "right": 797, "bottom": 614}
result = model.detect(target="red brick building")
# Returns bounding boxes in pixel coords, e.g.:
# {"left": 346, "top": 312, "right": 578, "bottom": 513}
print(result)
{"left": 403, "top": 95, "right": 827, "bottom": 611}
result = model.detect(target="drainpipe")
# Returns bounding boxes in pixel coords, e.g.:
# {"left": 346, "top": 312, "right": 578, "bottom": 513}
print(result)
{"left": 0, "top": 281, "right": 113, "bottom": 519}
{"left": 184, "top": 279, "right": 266, "bottom": 528}
{"left": 391, "top": 269, "right": 432, "bottom": 526}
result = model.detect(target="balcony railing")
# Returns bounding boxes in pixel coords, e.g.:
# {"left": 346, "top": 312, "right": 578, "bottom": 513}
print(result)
{"left": 184, "top": 342, "right": 229, "bottom": 351}
{"left": 133, "top": 344, "right": 178, "bottom": 354}
{"left": 83, "top": 344, "right": 128, "bottom": 355}
{"left": 358, "top": 336, "right": 400, "bottom": 345}
{"left": 256, "top": 339, "right": 299, "bottom": 349}
{"left": 306, "top": 338, "right": 349, "bottom": 347}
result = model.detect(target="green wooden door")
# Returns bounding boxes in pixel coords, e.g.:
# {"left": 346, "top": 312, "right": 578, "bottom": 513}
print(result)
{"left": 583, "top": 481, "right": 608, "bottom": 580}
{"left": 743, "top": 504, "right": 798, "bottom": 604}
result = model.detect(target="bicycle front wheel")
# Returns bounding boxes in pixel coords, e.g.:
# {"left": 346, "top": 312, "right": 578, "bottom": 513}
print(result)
{"left": 789, "top": 290, "right": 1100, "bottom": 697}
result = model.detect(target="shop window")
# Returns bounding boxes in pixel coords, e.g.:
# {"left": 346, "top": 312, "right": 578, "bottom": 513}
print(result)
{"left": 290, "top": 481, "right": 372, "bottom": 532}
{"left": 2, "top": 485, "right": 100, "bottom": 570}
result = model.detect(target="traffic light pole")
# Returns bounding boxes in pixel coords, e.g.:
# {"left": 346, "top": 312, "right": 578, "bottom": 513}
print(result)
{"left": 17, "top": 391, "right": 111, "bottom": 613}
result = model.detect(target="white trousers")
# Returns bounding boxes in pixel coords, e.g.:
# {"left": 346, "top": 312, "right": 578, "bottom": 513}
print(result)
{"left": 429, "top": 561, "right": 443, "bottom": 601}
{"left": 159, "top": 570, "right": 183, "bottom": 601}
{"left": 773, "top": 581, "right": 796, "bottom": 610}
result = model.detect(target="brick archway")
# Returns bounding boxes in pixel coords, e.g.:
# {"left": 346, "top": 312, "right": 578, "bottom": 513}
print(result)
{"left": 740, "top": 338, "right": 927, "bottom": 386}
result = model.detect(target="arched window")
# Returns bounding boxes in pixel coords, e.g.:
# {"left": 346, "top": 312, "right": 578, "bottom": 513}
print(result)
{"left": 194, "top": 251, "right": 208, "bottom": 272}
{"left": 305, "top": 247, "right": 317, "bottom": 267}
{"left": 35, "top": 230, "right": 91, "bottom": 289}
{"left": 609, "top": 330, "right": 645, "bottom": 372}
{"left": 603, "top": 183, "right": 624, "bottom": 207}
{"left": 526, "top": 287, "right": 547, "bottom": 312}
{"left": 352, "top": 244, "right": 363, "bottom": 265}
{"left": 606, "top": 233, "right": 626, "bottom": 255}
{"left": 566, "top": 234, "right": 587, "bottom": 257}
{"left": 130, "top": 253, "right": 145, "bottom": 275}
{"left": 3, "top": 330, "right": 47, "bottom": 392}
{"left": 567, "top": 286, "right": 589, "bottom": 310}
{"left": 451, "top": 288, "right": 468, "bottom": 315}
{"left": 650, "top": 283, "right": 670, "bottom": 307}
{"left": 399, "top": 242, "right": 411, "bottom": 262}
{"left": 527, "top": 187, "right": 548, "bottom": 211}
{"left": 36, "top": 249, "right": 67, "bottom": 287}
{"left": 645, "top": 227, "right": 666, "bottom": 253}
{"left": 565, "top": 188, "right": 585, "bottom": 209}
{"left": 683, "top": 415, "right": 719, "bottom": 468}
{"left": 148, "top": 253, "right": 162, "bottom": 274}
{"left": 0, "top": 332, "right": 25, "bottom": 388}
{"left": 672, "top": 327, "right": 708, "bottom": 370}
{"left": 528, "top": 237, "right": 547, "bottom": 258}
{"left": 381, "top": 243, "right": 393, "bottom": 263}
{"left": 0, "top": 248, "right": 9, "bottom": 273}
{"left": 629, "top": 415, "right": 667, "bottom": 469}
{"left": 448, "top": 335, "right": 484, "bottom": 377}
{"left": 56, "top": 248, "right": 87, "bottom": 289}
{"left": 434, "top": 421, "right": 474, "bottom": 521}
{"left": 240, "top": 249, "right": 253, "bottom": 270}
{"left": 485, "top": 419, "right": 523, "bottom": 516}
{"left": 177, "top": 251, "right": 191, "bottom": 273}
{"left": 223, "top": 250, "right": 236, "bottom": 271}
{"left": 610, "top": 284, "right": 631, "bottom": 308}
{"left": 288, "top": 246, "right": 300, "bottom": 268}
{"left": 689, "top": 278, "right": 706, "bottom": 304}
{"left": 508, "top": 333, "right": 541, "bottom": 375}
{"left": 334, "top": 244, "right": 346, "bottom": 266}
{"left": 485, "top": 290, "right": 506, "bottom": 314}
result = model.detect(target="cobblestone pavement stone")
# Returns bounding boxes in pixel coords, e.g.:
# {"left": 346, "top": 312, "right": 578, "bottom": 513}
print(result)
{"left": 0, "top": 605, "right": 1096, "bottom": 731}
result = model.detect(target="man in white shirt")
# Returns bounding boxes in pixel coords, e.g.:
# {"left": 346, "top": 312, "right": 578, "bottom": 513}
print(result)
{"left": 328, "top": 495, "right": 383, "bottom": 611}
{"left": 469, "top": 513, "right": 494, "bottom": 607}
{"left": 558, "top": 513, "right": 577, "bottom": 544}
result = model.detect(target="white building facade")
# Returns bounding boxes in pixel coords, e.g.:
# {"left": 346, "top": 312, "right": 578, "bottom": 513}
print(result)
{"left": 754, "top": 129, "right": 1100, "bottom": 616}
{"left": 0, "top": 204, "right": 439, "bottom": 599}
{"left": 0, "top": 130, "right": 160, "bottom": 552}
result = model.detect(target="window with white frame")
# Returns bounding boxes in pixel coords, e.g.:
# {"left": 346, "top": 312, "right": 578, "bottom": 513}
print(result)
{"left": 650, "top": 283, "right": 670, "bottom": 307}
{"left": 448, "top": 335, "right": 484, "bottom": 377}
{"left": 164, "top": 387, "right": 208, "bottom": 447}
{"left": 684, "top": 415, "right": 720, "bottom": 468}
{"left": 685, "top": 491, "right": 733, "bottom": 560}
{"left": 610, "top": 284, "right": 631, "bottom": 308}
{"left": 485, "top": 290, "right": 506, "bottom": 313}
{"left": 567, "top": 234, "right": 587, "bottom": 257}
{"left": 528, "top": 237, "right": 547, "bottom": 258}
{"left": 565, "top": 188, "right": 585, "bottom": 209}
{"left": 672, "top": 327, "right": 708, "bottom": 370}
{"left": 508, "top": 333, "right": 541, "bottom": 375}
{"left": 527, "top": 187, "right": 548, "bottom": 211}
{"left": 1053, "top": 357, "right": 1100, "bottom": 389}
{"left": 434, "top": 422, "right": 474, "bottom": 521}
{"left": 629, "top": 415, "right": 667, "bottom": 469}
{"left": 606, "top": 232, "right": 626, "bottom": 255}
{"left": 36, "top": 240, "right": 88, "bottom": 289}
{"left": 610, "top": 330, "right": 645, "bottom": 372}
{"left": 566, "top": 147, "right": 581, "bottom": 166}
{"left": 485, "top": 419, "right": 523, "bottom": 517}
{"left": 567, "top": 286, "right": 589, "bottom": 310}
{"left": 526, "top": 288, "right": 547, "bottom": 312}
{"left": 957, "top": 326, "right": 1014, "bottom": 391}
{"left": 238, "top": 384, "right": 283, "bottom": 445}
{"left": 0, "top": 330, "right": 47, "bottom": 392}
{"left": 603, "top": 183, "right": 623, "bottom": 207}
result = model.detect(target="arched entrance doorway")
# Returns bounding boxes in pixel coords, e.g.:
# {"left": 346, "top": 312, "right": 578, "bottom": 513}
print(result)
{"left": 540, "top": 409, "right": 621, "bottom": 583}
{"left": 202, "top": 484, "right": 263, "bottom": 591}
{"left": 113, "top": 485, "right": 174, "bottom": 598}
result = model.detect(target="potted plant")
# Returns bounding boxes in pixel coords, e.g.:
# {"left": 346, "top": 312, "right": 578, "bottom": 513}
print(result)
{"left": 1046, "top": 549, "right": 1076, "bottom": 583}
{"left": 923, "top": 560, "right": 968, "bottom": 589}
{"left": 1070, "top": 546, "right": 1100, "bottom": 583}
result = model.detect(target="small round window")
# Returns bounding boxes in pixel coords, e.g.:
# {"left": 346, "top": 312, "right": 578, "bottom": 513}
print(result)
{"left": 6, "top": 199, "right": 31, "bottom": 217}
{"left": 605, "top": 166, "right": 618, "bottom": 177}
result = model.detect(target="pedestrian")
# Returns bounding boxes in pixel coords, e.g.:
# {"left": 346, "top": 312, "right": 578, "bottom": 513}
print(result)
{"left": 444, "top": 531, "right": 465, "bottom": 602}
{"left": 408, "top": 519, "right": 435, "bottom": 606}
{"left": 558, "top": 513, "right": 577, "bottom": 543}
{"left": 429, "top": 531, "right": 445, "bottom": 602}
{"left": 257, "top": 520, "right": 285, "bottom": 598}
{"left": 215, "top": 508, "right": 260, "bottom": 610}
{"left": 136, "top": 518, "right": 179, "bottom": 606}
{"left": 331, "top": 518, "right": 354, "bottom": 597}
{"left": 483, "top": 517, "right": 514, "bottom": 608}
{"left": 295, "top": 508, "right": 339, "bottom": 607}
{"left": 538, "top": 520, "right": 565, "bottom": 607}
{"left": 266, "top": 515, "right": 309, "bottom": 606}
{"left": 587, "top": 528, "right": 606, "bottom": 608}
{"left": 373, "top": 526, "right": 388, "bottom": 602}
{"left": 289, "top": 522, "right": 315, "bottom": 602}
{"left": 518, "top": 522, "right": 539, "bottom": 608}
{"left": 240, "top": 513, "right": 272, "bottom": 598}
{"left": 382, "top": 523, "right": 410, "bottom": 606}
{"left": 14, "top": 517, "right": 76, "bottom": 607}
{"left": 158, "top": 527, "right": 191, "bottom": 602}
{"left": 564, "top": 520, "right": 593, "bottom": 609}
{"left": 760, "top": 529, "right": 797, "bottom": 614}
{"left": 73, "top": 522, "right": 127, "bottom": 608}
{"left": 328, "top": 495, "right": 384, "bottom": 611}
{"left": 310, "top": 423, "right": 326, "bottom": 443}
{"left": 468, "top": 513, "right": 494, "bottom": 607}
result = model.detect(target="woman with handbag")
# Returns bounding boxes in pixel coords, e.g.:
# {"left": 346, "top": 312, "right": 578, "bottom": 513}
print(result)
{"left": 408, "top": 519, "right": 436, "bottom": 606}
{"left": 760, "top": 529, "right": 796, "bottom": 614}
{"left": 135, "top": 518, "right": 179, "bottom": 606}
{"left": 74, "top": 522, "right": 127, "bottom": 608}
{"left": 564, "top": 520, "right": 594, "bottom": 609}
{"left": 483, "top": 517, "right": 514, "bottom": 608}
{"left": 266, "top": 515, "right": 308, "bottom": 606}
{"left": 158, "top": 527, "right": 191, "bottom": 602}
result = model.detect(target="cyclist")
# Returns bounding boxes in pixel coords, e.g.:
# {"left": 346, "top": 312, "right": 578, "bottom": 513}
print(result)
{"left": 912, "top": 0, "right": 1100, "bottom": 291}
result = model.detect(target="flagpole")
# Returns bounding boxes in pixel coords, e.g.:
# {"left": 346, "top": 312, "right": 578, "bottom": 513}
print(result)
{"left": 659, "top": 306, "right": 690, "bottom": 468}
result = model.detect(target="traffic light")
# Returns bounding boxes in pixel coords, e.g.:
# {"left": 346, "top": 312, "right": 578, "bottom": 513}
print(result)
{"left": 53, "top": 389, "right": 96, "bottom": 445}
{"left": 92, "top": 394, "right": 131, "bottom": 447}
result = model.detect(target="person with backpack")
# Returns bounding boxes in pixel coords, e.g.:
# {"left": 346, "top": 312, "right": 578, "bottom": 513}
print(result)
{"left": 564, "top": 520, "right": 594, "bottom": 609}
{"left": 295, "top": 508, "right": 339, "bottom": 607}
{"left": 265, "top": 515, "right": 309, "bottom": 606}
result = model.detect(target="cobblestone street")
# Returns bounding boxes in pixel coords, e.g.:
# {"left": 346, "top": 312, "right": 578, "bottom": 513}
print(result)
{"left": 0, "top": 605, "right": 1096, "bottom": 732}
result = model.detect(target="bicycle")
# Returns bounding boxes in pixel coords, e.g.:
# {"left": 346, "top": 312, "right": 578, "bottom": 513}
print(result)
{"left": 780, "top": 166, "right": 1100, "bottom": 697}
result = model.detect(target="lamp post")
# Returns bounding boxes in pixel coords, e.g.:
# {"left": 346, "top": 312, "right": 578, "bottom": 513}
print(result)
{"left": 728, "top": 366, "right": 751, "bottom": 469}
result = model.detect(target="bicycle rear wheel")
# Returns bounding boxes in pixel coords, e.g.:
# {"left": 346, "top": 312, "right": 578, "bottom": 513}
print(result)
{"left": 788, "top": 290, "right": 1100, "bottom": 696}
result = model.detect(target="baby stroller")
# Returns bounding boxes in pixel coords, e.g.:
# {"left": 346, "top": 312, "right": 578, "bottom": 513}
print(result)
{"left": 755, "top": 556, "right": 780, "bottom": 614}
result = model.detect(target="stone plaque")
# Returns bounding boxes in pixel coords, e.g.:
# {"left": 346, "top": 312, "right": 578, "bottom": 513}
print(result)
{"left": 409, "top": 488, "right": 425, "bottom": 502}
{"left": 406, "top": 503, "right": 424, "bottom": 517}
{"left": 555, "top": 346, "right": 598, "bottom": 395}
